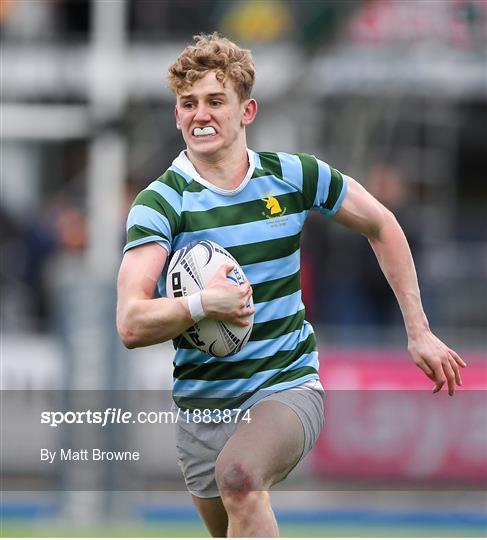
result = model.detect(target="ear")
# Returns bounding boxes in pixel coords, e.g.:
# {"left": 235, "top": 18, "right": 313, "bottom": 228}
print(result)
{"left": 174, "top": 106, "right": 181, "bottom": 130}
{"left": 241, "top": 99, "right": 258, "bottom": 126}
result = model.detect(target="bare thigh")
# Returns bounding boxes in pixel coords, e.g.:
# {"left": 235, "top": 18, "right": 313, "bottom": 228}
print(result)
{"left": 215, "top": 400, "right": 305, "bottom": 490}
{"left": 191, "top": 495, "right": 228, "bottom": 538}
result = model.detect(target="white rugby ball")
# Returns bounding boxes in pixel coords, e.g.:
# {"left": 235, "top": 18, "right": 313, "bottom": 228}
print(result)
{"left": 166, "top": 240, "right": 254, "bottom": 357}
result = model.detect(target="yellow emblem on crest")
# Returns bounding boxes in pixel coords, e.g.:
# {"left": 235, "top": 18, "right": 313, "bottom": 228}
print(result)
{"left": 261, "top": 193, "right": 287, "bottom": 221}
{"left": 261, "top": 196, "right": 282, "bottom": 215}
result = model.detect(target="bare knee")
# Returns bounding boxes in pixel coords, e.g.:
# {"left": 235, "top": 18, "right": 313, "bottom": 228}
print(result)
{"left": 216, "top": 460, "right": 256, "bottom": 492}
{"left": 215, "top": 459, "right": 267, "bottom": 512}
{"left": 215, "top": 459, "right": 278, "bottom": 536}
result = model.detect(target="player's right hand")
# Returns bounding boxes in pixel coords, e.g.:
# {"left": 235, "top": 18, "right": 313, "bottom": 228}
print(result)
{"left": 201, "top": 264, "right": 254, "bottom": 326}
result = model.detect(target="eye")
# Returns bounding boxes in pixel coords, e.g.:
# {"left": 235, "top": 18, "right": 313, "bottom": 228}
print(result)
{"left": 210, "top": 100, "right": 222, "bottom": 107}
{"left": 182, "top": 102, "right": 194, "bottom": 110}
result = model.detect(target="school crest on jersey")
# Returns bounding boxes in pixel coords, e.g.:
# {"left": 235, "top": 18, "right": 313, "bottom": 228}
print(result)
{"left": 261, "top": 192, "right": 288, "bottom": 228}
{"left": 261, "top": 193, "right": 287, "bottom": 218}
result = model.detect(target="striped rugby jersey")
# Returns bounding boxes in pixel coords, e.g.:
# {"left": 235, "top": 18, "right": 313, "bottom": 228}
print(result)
{"left": 124, "top": 149, "right": 348, "bottom": 411}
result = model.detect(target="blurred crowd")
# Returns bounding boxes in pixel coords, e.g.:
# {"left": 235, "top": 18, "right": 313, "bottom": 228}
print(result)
{"left": 2, "top": 0, "right": 484, "bottom": 47}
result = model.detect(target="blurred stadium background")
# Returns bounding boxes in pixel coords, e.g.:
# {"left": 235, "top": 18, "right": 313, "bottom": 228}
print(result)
{"left": 1, "top": 0, "right": 486, "bottom": 537}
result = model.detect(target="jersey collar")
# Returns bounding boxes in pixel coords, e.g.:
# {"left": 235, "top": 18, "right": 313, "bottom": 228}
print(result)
{"left": 172, "top": 149, "right": 256, "bottom": 196}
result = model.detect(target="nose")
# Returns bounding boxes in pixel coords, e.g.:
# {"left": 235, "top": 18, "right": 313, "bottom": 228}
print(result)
{"left": 193, "top": 104, "right": 211, "bottom": 123}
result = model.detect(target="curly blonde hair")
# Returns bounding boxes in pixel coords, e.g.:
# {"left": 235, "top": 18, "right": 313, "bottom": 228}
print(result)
{"left": 167, "top": 32, "right": 256, "bottom": 101}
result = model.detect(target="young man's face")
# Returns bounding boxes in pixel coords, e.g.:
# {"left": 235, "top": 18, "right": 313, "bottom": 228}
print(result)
{"left": 175, "top": 71, "right": 256, "bottom": 159}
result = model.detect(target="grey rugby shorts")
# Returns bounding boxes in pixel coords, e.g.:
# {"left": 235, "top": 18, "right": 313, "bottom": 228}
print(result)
{"left": 174, "top": 380, "right": 325, "bottom": 498}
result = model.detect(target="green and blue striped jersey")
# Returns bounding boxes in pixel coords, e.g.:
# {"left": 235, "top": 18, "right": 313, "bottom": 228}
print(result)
{"left": 124, "top": 150, "right": 347, "bottom": 411}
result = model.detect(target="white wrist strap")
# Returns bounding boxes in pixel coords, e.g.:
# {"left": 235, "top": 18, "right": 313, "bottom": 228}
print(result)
{"left": 188, "top": 292, "right": 205, "bottom": 322}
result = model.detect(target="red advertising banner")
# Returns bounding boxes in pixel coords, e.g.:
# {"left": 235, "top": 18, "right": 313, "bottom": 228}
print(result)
{"left": 313, "top": 349, "right": 487, "bottom": 484}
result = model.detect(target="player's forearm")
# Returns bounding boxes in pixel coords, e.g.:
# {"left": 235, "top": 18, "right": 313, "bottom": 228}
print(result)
{"left": 368, "top": 211, "right": 430, "bottom": 339}
{"left": 117, "top": 296, "right": 194, "bottom": 348}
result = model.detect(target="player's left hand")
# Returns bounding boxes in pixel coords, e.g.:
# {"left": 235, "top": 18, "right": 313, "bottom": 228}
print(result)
{"left": 407, "top": 331, "right": 467, "bottom": 396}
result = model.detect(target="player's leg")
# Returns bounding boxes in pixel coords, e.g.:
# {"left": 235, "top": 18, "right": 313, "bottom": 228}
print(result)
{"left": 176, "top": 419, "right": 234, "bottom": 537}
{"left": 191, "top": 495, "right": 228, "bottom": 537}
{"left": 214, "top": 399, "right": 306, "bottom": 537}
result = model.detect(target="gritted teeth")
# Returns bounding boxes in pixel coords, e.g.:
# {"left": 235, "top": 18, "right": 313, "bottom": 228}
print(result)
{"left": 193, "top": 126, "right": 216, "bottom": 137}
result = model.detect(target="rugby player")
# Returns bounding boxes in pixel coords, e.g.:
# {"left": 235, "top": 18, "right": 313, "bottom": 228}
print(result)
{"left": 117, "top": 33, "right": 466, "bottom": 537}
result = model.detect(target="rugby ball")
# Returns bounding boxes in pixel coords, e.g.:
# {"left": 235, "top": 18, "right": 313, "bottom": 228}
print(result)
{"left": 166, "top": 240, "right": 254, "bottom": 357}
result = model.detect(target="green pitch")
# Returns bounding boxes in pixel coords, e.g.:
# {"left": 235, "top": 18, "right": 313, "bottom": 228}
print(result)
{"left": 2, "top": 521, "right": 485, "bottom": 538}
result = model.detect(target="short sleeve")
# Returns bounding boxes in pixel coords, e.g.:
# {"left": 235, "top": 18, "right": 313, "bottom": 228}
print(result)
{"left": 313, "top": 159, "right": 348, "bottom": 217}
{"left": 123, "top": 182, "right": 181, "bottom": 255}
